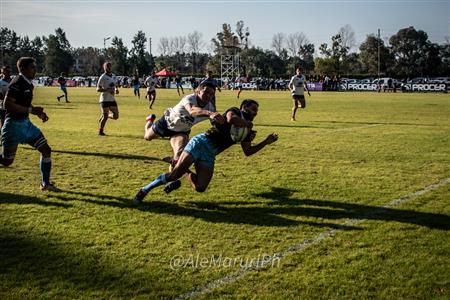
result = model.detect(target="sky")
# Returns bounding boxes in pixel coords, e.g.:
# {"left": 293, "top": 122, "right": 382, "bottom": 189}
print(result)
{"left": 1, "top": 0, "right": 449, "bottom": 55}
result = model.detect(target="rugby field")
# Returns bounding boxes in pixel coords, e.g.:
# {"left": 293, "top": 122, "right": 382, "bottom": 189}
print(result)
{"left": 1, "top": 87, "right": 449, "bottom": 299}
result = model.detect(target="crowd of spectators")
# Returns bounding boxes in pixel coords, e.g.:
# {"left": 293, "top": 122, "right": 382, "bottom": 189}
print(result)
{"left": 34, "top": 73, "right": 448, "bottom": 93}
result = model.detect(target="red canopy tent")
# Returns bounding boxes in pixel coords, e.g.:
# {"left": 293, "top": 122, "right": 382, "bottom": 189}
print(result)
{"left": 155, "top": 69, "right": 177, "bottom": 76}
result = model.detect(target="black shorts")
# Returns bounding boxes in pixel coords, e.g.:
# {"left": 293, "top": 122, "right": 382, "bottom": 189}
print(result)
{"left": 100, "top": 101, "right": 118, "bottom": 108}
{"left": 0, "top": 109, "right": 6, "bottom": 122}
{"left": 147, "top": 90, "right": 156, "bottom": 96}
{"left": 152, "top": 115, "right": 190, "bottom": 138}
{"left": 292, "top": 95, "right": 305, "bottom": 101}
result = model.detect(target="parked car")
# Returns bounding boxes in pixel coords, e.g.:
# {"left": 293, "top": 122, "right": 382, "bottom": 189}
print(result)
{"left": 358, "top": 78, "right": 374, "bottom": 84}
{"left": 341, "top": 78, "right": 358, "bottom": 84}
{"left": 431, "top": 77, "right": 450, "bottom": 84}
{"left": 408, "top": 77, "right": 429, "bottom": 84}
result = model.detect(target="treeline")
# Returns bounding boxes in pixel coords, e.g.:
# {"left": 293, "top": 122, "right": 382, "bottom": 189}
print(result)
{"left": 1, "top": 22, "right": 449, "bottom": 78}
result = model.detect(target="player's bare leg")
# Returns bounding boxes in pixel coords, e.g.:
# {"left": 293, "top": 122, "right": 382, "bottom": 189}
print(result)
{"left": 149, "top": 93, "right": 156, "bottom": 109}
{"left": 143, "top": 114, "right": 157, "bottom": 140}
{"left": 185, "top": 163, "right": 213, "bottom": 193}
{"left": 164, "top": 134, "right": 189, "bottom": 193}
{"left": 291, "top": 100, "right": 298, "bottom": 121}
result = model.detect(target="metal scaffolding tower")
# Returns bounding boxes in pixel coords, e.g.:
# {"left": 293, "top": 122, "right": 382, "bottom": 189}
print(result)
{"left": 220, "top": 45, "right": 240, "bottom": 88}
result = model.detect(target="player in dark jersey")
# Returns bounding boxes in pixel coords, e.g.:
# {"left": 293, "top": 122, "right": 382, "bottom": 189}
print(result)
{"left": 133, "top": 99, "right": 278, "bottom": 204}
{"left": 57, "top": 72, "right": 70, "bottom": 103}
{"left": 132, "top": 75, "right": 140, "bottom": 99}
{"left": 0, "top": 57, "right": 60, "bottom": 191}
{"left": 200, "top": 70, "right": 221, "bottom": 108}
{"left": 174, "top": 74, "right": 184, "bottom": 96}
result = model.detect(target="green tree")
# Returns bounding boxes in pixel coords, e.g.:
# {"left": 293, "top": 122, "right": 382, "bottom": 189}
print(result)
{"left": 0, "top": 27, "right": 20, "bottom": 69}
{"left": 235, "top": 20, "right": 250, "bottom": 49}
{"left": 438, "top": 42, "right": 450, "bottom": 75}
{"left": 342, "top": 53, "right": 364, "bottom": 76}
{"left": 73, "top": 47, "right": 103, "bottom": 75}
{"left": 145, "top": 53, "right": 156, "bottom": 74}
{"left": 314, "top": 57, "right": 336, "bottom": 76}
{"left": 389, "top": 26, "right": 431, "bottom": 77}
{"left": 359, "top": 35, "right": 393, "bottom": 75}
{"left": 30, "top": 36, "right": 45, "bottom": 68}
{"left": 43, "top": 28, "right": 74, "bottom": 76}
{"left": 298, "top": 43, "right": 315, "bottom": 73}
{"left": 107, "top": 37, "right": 129, "bottom": 75}
{"left": 317, "top": 34, "right": 349, "bottom": 75}
{"left": 129, "top": 30, "right": 150, "bottom": 75}
{"left": 155, "top": 52, "right": 187, "bottom": 73}
{"left": 211, "top": 23, "right": 240, "bottom": 54}
{"left": 418, "top": 42, "right": 442, "bottom": 76}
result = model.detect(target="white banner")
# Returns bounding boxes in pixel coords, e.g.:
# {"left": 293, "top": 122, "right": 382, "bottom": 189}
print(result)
{"left": 402, "top": 83, "right": 447, "bottom": 92}
{"left": 228, "top": 82, "right": 258, "bottom": 90}
{"left": 340, "top": 83, "right": 379, "bottom": 91}
{"left": 340, "top": 83, "right": 447, "bottom": 92}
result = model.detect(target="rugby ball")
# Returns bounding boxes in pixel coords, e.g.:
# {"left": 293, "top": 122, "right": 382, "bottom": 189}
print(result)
{"left": 230, "top": 125, "right": 249, "bottom": 142}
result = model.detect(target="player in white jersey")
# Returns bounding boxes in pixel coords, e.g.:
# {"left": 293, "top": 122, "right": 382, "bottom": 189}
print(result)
{"left": 143, "top": 81, "right": 225, "bottom": 192}
{"left": 144, "top": 71, "right": 159, "bottom": 109}
{"left": 288, "top": 67, "right": 311, "bottom": 121}
{"left": 96, "top": 62, "right": 119, "bottom": 136}
{"left": 0, "top": 65, "right": 12, "bottom": 130}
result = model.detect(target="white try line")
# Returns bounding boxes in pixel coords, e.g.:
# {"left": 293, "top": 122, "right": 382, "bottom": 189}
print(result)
{"left": 175, "top": 177, "right": 450, "bottom": 300}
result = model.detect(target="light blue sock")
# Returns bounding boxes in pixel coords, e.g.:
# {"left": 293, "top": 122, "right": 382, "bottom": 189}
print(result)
{"left": 40, "top": 156, "right": 52, "bottom": 186}
{"left": 142, "top": 173, "right": 167, "bottom": 193}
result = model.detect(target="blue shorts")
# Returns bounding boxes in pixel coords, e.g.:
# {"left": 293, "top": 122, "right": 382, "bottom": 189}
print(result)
{"left": 133, "top": 84, "right": 140, "bottom": 91}
{"left": 60, "top": 86, "right": 67, "bottom": 93}
{"left": 1, "top": 117, "right": 43, "bottom": 149}
{"left": 183, "top": 134, "right": 218, "bottom": 168}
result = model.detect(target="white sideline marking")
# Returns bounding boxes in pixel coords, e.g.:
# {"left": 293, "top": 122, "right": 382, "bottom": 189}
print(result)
{"left": 176, "top": 177, "right": 450, "bottom": 300}
{"left": 302, "top": 124, "right": 380, "bottom": 136}
{"left": 329, "top": 124, "right": 380, "bottom": 132}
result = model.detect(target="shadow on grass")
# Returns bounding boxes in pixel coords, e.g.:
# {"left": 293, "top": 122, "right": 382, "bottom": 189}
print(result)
{"left": 0, "top": 229, "right": 173, "bottom": 298}
{"left": 47, "top": 187, "right": 450, "bottom": 230}
{"left": 249, "top": 187, "right": 450, "bottom": 230}
{"left": 52, "top": 190, "right": 357, "bottom": 229}
{"left": 0, "top": 192, "right": 72, "bottom": 208}
{"left": 49, "top": 149, "right": 162, "bottom": 162}
{"left": 167, "top": 186, "right": 450, "bottom": 230}
{"left": 54, "top": 190, "right": 131, "bottom": 208}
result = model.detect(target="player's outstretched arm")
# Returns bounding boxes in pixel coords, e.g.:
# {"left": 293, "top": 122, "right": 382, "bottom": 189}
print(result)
{"left": 185, "top": 104, "right": 225, "bottom": 124}
{"left": 241, "top": 132, "right": 278, "bottom": 157}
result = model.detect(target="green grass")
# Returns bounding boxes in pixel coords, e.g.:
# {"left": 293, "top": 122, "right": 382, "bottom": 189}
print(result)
{"left": 1, "top": 87, "right": 449, "bottom": 299}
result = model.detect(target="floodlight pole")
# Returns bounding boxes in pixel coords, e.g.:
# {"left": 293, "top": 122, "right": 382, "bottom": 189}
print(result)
{"left": 377, "top": 29, "right": 380, "bottom": 79}
{"left": 149, "top": 37, "right": 152, "bottom": 55}
{"left": 103, "top": 37, "right": 111, "bottom": 51}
